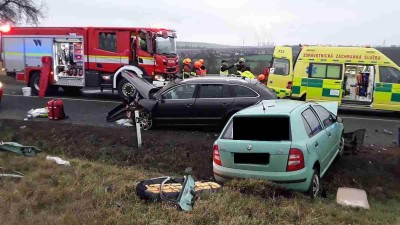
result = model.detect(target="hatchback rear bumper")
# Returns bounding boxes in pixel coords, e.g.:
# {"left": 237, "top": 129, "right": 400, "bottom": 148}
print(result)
{"left": 213, "top": 163, "right": 311, "bottom": 192}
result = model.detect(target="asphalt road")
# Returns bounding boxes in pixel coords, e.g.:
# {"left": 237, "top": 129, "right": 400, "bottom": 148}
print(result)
{"left": 0, "top": 75, "right": 399, "bottom": 146}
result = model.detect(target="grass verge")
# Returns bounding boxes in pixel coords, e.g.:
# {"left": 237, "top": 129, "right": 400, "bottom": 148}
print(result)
{"left": 0, "top": 119, "right": 399, "bottom": 224}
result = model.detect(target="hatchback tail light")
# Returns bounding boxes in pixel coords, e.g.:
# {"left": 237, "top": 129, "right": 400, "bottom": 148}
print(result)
{"left": 213, "top": 142, "right": 222, "bottom": 166}
{"left": 286, "top": 81, "right": 293, "bottom": 90}
{"left": 286, "top": 148, "right": 305, "bottom": 172}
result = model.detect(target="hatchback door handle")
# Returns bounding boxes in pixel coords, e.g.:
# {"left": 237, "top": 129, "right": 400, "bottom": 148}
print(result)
{"left": 221, "top": 103, "right": 230, "bottom": 107}
{"left": 185, "top": 103, "right": 193, "bottom": 107}
{"left": 334, "top": 81, "right": 341, "bottom": 84}
{"left": 315, "top": 142, "right": 319, "bottom": 147}
{"left": 327, "top": 131, "right": 332, "bottom": 137}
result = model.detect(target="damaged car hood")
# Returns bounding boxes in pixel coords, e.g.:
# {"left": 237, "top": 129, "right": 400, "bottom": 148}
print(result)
{"left": 121, "top": 70, "right": 159, "bottom": 99}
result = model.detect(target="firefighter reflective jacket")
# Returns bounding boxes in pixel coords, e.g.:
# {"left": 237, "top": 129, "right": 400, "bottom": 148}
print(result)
{"left": 220, "top": 64, "right": 234, "bottom": 75}
{"left": 241, "top": 71, "right": 255, "bottom": 79}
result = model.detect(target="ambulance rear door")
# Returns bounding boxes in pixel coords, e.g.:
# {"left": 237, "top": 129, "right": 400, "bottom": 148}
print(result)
{"left": 267, "top": 46, "right": 293, "bottom": 98}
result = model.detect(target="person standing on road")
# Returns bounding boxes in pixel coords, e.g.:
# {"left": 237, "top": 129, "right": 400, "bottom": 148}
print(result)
{"left": 199, "top": 59, "right": 207, "bottom": 75}
{"left": 241, "top": 67, "right": 255, "bottom": 79}
{"left": 258, "top": 74, "right": 267, "bottom": 85}
{"left": 220, "top": 60, "right": 235, "bottom": 76}
{"left": 263, "top": 61, "right": 272, "bottom": 82}
{"left": 193, "top": 61, "right": 203, "bottom": 76}
{"left": 182, "top": 58, "right": 192, "bottom": 79}
{"left": 236, "top": 58, "right": 246, "bottom": 75}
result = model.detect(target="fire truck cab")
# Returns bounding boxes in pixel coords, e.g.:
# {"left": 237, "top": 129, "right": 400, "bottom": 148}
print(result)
{"left": 1, "top": 27, "right": 179, "bottom": 98}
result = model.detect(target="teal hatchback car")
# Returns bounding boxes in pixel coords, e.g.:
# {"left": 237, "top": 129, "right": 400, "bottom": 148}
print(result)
{"left": 213, "top": 100, "right": 344, "bottom": 198}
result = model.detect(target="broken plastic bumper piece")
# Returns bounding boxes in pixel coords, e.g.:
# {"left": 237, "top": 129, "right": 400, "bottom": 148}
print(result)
{"left": 0, "top": 142, "right": 41, "bottom": 157}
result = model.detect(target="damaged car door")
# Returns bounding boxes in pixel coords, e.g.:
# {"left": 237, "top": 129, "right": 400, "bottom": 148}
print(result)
{"left": 153, "top": 84, "right": 197, "bottom": 124}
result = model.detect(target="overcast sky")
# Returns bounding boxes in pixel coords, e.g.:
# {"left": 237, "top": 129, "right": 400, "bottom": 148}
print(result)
{"left": 41, "top": 0, "right": 400, "bottom": 46}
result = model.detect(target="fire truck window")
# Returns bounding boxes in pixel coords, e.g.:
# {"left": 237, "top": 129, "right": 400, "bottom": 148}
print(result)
{"left": 99, "top": 32, "right": 117, "bottom": 52}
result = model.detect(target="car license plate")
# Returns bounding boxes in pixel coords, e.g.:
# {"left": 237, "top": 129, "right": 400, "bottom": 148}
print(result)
{"left": 168, "top": 60, "right": 174, "bottom": 63}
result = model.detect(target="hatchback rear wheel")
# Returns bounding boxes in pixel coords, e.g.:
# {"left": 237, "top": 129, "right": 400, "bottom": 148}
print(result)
{"left": 338, "top": 136, "right": 345, "bottom": 156}
{"left": 307, "top": 169, "right": 321, "bottom": 198}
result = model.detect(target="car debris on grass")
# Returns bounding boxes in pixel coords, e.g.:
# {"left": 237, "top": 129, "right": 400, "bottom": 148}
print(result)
{"left": 0, "top": 167, "right": 24, "bottom": 179}
{"left": 336, "top": 187, "right": 370, "bottom": 209}
{"left": 0, "top": 141, "right": 41, "bottom": 156}
{"left": 46, "top": 156, "right": 71, "bottom": 166}
{"left": 136, "top": 168, "right": 221, "bottom": 212}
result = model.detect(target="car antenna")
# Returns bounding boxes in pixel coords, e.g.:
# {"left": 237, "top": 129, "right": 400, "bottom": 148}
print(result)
{"left": 261, "top": 101, "right": 266, "bottom": 112}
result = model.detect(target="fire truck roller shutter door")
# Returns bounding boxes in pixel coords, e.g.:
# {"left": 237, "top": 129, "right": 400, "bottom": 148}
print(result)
{"left": 2, "top": 37, "right": 25, "bottom": 71}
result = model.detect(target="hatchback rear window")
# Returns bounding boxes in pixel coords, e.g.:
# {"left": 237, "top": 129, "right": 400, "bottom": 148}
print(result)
{"left": 227, "top": 116, "right": 290, "bottom": 141}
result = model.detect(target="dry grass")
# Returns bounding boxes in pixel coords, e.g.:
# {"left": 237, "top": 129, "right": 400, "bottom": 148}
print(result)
{"left": 1, "top": 119, "right": 400, "bottom": 224}
{"left": 1, "top": 153, "right": 399, "bottom": 225}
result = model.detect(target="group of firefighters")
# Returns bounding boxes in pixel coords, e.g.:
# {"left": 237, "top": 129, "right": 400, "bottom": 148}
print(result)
{"left": 181, "top": 58, "right": 207, "bottom": 77}
{"left": 181, "top": 57, "right": 270, "bottom": 85}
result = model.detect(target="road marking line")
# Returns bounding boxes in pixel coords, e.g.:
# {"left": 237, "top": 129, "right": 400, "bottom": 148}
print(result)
{"left": 341, "top": 116, "right": 400, "bottom": 123}
{"left": 3, "top": 94, "right": 120, "bottom": 103}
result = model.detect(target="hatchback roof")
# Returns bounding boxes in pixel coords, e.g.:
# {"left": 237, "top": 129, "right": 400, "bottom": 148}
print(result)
{"left": 236, "top": 100, "right": 307, "bottom": 115}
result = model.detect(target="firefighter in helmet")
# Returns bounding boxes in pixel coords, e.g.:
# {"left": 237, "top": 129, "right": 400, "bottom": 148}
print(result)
{"left": 236, "top": 58, "right": 246, "bottom": 75}
{"left": 199, "top": 59, "right": 207, "bottom": 75}
{"left": 257, "top": 74, "right": 267, "bottom": 85}
{"left": 193, "top": 61, "right": 203, "bottom": 76}
{"left": 182, "top": 58, "right": 192, "bottom": 79}
{"left": 138, "top": 30, "right": 147, "bottom": 51}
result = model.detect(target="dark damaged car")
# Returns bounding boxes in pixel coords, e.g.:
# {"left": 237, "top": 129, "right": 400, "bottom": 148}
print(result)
{"left": 121, "top": 71, "right": 277, "bottom": 130}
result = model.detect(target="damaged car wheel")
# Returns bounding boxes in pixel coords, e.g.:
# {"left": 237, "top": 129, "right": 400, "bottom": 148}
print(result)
{"left": 138, "top": 111, "right": 153, "bottom": 130}
{"left": 118, "top": 78, "right": 138, "bottom": 99}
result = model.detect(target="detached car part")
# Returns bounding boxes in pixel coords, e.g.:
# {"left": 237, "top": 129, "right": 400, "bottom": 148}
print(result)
{"left": 0, "top": 142, "right": 41, "bottom": 157}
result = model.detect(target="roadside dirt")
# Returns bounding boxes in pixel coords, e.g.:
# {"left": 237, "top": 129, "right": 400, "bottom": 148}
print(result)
{"left": 0, "top": 119, "right": 217, "bottom": 180}
{"left": 1, "top": 119, "right": 399, "bottom": 198}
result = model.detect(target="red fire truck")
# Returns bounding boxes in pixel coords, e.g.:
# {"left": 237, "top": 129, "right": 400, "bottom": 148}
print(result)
{"left": 1, "top": 26, "right": 179, "bottom": 98}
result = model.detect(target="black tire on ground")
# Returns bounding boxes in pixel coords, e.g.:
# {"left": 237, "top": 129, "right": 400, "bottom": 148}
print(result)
{"left": 307, "top": 169, "right": 321, "bottom": 199}
{"left": 28, "top": 72, "right": 60, "bottom": 96}
{"left": 62, "top": 86, "right": 82, "bottom": 96}
{"left": 29, "top": 72, "right": 40, "bottom": 95}
{"left": 117, "top": 78, "right": 137, "bottom": 99}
